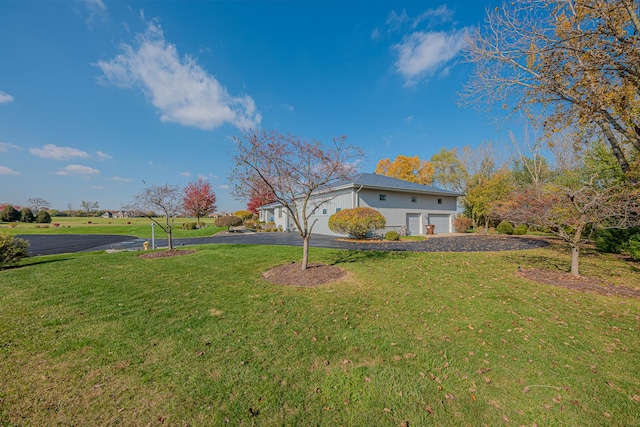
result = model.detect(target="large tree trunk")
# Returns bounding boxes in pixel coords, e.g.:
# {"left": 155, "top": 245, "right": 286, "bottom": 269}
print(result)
{"left": 301, "top": 234, "right": 310, "bottom": 270}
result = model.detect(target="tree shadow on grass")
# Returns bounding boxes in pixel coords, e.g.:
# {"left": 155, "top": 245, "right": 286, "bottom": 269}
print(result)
{"left": 1, "top": 258, "right": 74, "bottom": 270}
{"left": 330, "top": 249, "right": 408, "bottom": 265}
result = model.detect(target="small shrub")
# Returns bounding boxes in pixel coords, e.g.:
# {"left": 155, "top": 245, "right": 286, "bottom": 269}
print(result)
{"left": 0, "top": 232, "right": 29, "bottom": 268}
{"left": 127, "top": 221, "right": 131, "bottom": 225}
{"left": 624, "top": 234, "right": 640, "bottom": 261}
{"left": 181, "top": 222, "right": 197, "bottom": 230}
{"left": 385, "top": 231, "right": 400, "bottom": 241}
{"left": 454, "top": 216, "right": 472, "bottom": 233}
{"left": 496, "top": 221, "right": 514, "bottom": 235}
{"left": 215, "top": 215, "right": 242, "bottom": 230}
{"left": 53, "top": 223, "right": 60, "bottom": 228}
{"left": 513, "top": 224, "right": 528, "bottom": 235}
{"left": 328, "top": 207, "right": 386, "bottom": 239}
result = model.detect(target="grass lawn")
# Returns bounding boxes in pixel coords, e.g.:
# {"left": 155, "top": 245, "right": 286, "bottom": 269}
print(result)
{"left": 0, "top": 217, "right": 226, "bottom": 239}
{"left": 1, "top": 242, "right": 639, "bottom": 425}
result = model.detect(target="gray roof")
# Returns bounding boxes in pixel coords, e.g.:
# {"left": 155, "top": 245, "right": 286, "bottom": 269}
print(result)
{"left": 333, "top": 173, "right": 464, "bottom": 196}
{"left": 259, "top": 173, "right": 463, "bottom": 210}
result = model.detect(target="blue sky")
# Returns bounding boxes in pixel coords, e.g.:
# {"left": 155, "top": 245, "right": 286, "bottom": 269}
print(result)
{"left": 0, "top": 0, "right": 507, "bottom": 212}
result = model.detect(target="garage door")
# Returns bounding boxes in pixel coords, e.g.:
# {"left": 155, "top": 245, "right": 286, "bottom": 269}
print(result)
{"left": 427, "top": 214, "right": 450, "bottom": 234}
{"left": 406, "top": 214, "right": 421, "bottom": 236}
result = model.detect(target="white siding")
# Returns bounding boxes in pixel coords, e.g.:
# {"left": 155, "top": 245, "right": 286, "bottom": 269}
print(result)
{"left": 307, "top": 190, "right": 355, "bottom": 235}
{"left": 261, "top": 187, "right": 459, "bottom": 236}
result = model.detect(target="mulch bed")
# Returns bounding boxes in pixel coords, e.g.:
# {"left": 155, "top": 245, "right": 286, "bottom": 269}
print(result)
{"left": 138, "top": 249, "right": 197, "bottom": 259}
{"left": 517, "top": 268, "right": 640, "bottom": 299}
{"left": 262, "top": 263, "right": 348, "bottom": 286}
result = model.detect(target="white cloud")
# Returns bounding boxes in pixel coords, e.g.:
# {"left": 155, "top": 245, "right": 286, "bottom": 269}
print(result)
{"left": 393, "top": 29, "right": 467, "bottom": 86}
{"left": 83, "top": 0, "right": 107, "bottom": 26}
{"left": 179, "top": 171, "right": 191, "bottom": 177}
{"left": 53, "top": 164, "right": 100, "bottom": 176}
{"left": 0, "top": 142, "right": 20, "bottom": 152}
{"left": 95, "top": 22, "right": 261, "bottom": 131}
{"left": 404, "top": 115, "right": 414, "bottom": 123}
{"left": 219, "top": 184, "right": 229, "bottom": 189}
{"left": 96, "top": 150, "right": 112, "bottom": 160}
{"left": 110, "top": 176, "right": 132, "bottom": 182}
{"left": 283, "top": 104, "right": 294, "bottom": 111}
{"left": 30, "top": 144, "right": 90, "bottom": 160}
{"left": 0, "top": 91, "right": 13, "bottom": 104}
{"left": 0, "top": 166, "right": 19, "bottom": 175}
{"left": 198, "top": 173, "right": 217, "bottom": 181}
{"left": 90, "top": 185, "right": 104, "bottom": 189}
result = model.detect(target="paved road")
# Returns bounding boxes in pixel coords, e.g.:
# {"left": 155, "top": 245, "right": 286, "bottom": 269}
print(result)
{"left": 18, "top": 232, "right": 548, "bottom": 256}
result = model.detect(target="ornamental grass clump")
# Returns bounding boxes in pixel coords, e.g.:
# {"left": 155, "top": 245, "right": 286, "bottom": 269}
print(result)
{"left": 328, "top": 207, "right": 385, "bottom": 239}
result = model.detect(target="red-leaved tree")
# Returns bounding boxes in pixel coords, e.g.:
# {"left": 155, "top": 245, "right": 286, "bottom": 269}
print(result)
{"left": 246, "top": 180, "right": 276, "bottom": 215}
{"left": 497, "top": 180, "right": 640, "bottom": 276}
{"left": 183, "top": 179, "right": 217, "bottom": 228}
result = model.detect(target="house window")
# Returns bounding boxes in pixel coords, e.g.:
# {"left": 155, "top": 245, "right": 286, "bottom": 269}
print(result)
{"left": 336, "top": 208, "right": 342, "bottom": 213}
{"left": 437, "top": 198, "right": 443, "bottom": 204}
{"left": 379, "top": 194, "right": 386, "bottom": 201}
{"left": 322, "top": 208, "right": 327, "bottom": 215}
{"left": 411, "top": 196, "right": 417, "bottom": 203}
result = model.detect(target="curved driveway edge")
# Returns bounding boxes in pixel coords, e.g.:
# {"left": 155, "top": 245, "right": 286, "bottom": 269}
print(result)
{"left": 18, "top": 232, "right": 548, "bottom": 256}
{"left": 16, "top": 234, "right": 140, "bottom": 256}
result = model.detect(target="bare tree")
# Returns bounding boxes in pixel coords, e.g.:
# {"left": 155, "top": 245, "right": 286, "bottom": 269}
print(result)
{"left": 26, "top": 197, "right": 50, "bottom": 215}
{"left": 128, "top": 184, "right": 183, "bottom": 251}
{"left": 229, "top": 129, "right": 363, "bottom": 270}
{"left": 462, "top": 0, "right": 640, "bottom": 177}
{"left": 80, "top": 200, "right": 99, "bottom": 218}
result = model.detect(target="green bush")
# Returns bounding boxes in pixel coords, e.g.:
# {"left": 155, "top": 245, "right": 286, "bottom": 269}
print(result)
{"left": 35, "top": 210, "right": 51, "bottom": 224}
{"left": 454, "top": 216, "right": 472, "bottom": 233}
{"left": 215, "top": 215, "right": 242, "bottom": 230}
{"left": 594, "top": 227, "right": 640, "bottom": 254}
{"left": 624, "top": 234, "right": 640, "bottom": 261}
{"left": 0, "top": 232, "right": 29, "bottom": 268}
{"left": 1, "top": 205, "right": 20, "bottom": 222}
{"left": 496, "top": 220, "right": 514, "bottom": 235}
{"left": 181, "top": 222, "right": 197, "bottom": 230}
{"left": 513, "top": 224, "right": 528, "bottom": 235}
{"left": 20, "top": 208, "right": 35, "bottom": 223}
{"left": 328, "top": 207, "right": 386, "bottom": 239}
{"left": 385, "top": 231, "right": 400, "bottom": 241}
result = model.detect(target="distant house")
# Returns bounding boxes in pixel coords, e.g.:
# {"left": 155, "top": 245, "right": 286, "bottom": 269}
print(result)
{"left": 113, "top": 211, "right": 131, "bottom": 219}
{"left": 101, "top": 211, "right": 131, "bottom": 219}
{"left": 258, "top": 172, "right": 463, "bottom": 236}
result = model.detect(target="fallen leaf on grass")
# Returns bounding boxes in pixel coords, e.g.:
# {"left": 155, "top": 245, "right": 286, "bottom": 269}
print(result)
{"left": 603, "top": 412, "right": 612, "bottom": 418}
{"left": 632, "top": 395, "right": 640, "bottom": 403}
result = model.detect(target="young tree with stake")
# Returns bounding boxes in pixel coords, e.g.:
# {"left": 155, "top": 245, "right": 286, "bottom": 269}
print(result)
{"left": 229, "top": 129, "right": 362, "bottom": 270}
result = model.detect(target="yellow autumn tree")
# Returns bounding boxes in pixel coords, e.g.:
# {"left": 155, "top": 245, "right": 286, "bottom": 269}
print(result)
{"left": 375, "top": 155, "right": 434, "bottom": 185}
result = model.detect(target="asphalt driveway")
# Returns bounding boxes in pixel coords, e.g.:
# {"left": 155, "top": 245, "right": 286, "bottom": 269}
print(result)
{"left": 18, "top": 231, "right": 548, "bottom": 256}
